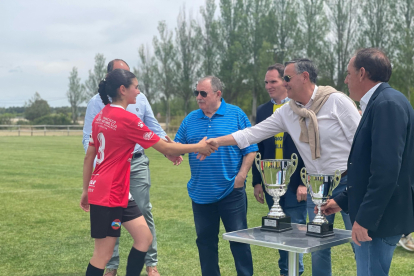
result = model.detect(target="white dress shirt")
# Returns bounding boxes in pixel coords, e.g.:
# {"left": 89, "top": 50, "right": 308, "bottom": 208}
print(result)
{"left": 232, "top": 86, "right": 361, "bottom": 175}
{"left": 359, "top": 83, "right": 382, "bottom": 115}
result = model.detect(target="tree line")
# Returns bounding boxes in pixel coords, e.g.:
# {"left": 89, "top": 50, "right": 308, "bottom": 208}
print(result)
{"left": 70, "top": 0, "right": 413, "bottom": 126}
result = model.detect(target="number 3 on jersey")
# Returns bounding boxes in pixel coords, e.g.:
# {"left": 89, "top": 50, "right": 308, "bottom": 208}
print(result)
{"left": 96, "top": 132, "right": 105, "bottom": 164}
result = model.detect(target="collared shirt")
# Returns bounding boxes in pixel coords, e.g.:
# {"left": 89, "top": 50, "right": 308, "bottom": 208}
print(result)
{"left": 82, "top": 93, "right": 166, "bottom": 153}
{"left": 295, "top": 85, "right": 318, "bottom": 108}
{"left": 232, "top": 89, "right": 361, "bottom": 175}
{"left": 174, "top": 99, "right": 258, "bottom": 204}
{"left": 271, "top": 96, "right": 290, "bottom": 105}
{"left": 360, "top": 82, "right": 382, "bottom": 114}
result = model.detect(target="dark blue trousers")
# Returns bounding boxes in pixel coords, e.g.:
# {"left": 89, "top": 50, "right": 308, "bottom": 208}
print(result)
{"left": 192, "top": 187, "right": 253, "bottom": 276}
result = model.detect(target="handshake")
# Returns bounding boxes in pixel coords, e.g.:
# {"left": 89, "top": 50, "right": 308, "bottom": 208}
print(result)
{"left": 196, "top": 137, "right": 220, "bottom": 160}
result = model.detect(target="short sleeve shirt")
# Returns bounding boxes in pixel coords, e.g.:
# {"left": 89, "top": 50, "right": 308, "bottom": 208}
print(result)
{"left": 174, "top": 99, "right": 258, "bottom": 204}
{"left": 88, "top": 105, "right": 160, "bottom": 208}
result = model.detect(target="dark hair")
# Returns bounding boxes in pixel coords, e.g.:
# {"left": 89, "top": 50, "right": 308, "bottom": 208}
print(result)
{"left": 353, "top": 48, "right": 392, "bottom": 82}
{"left": 267, "top": 63, "right": 285, "bottom": 79}
{"left": 107, "top": 59, "right": 130, "bottom": 73}
{"left": 98, "top": 69, "right": 136, "bottom": 105}
{"left": 198, "top": 76, "right": 224, "bottom": 93}
{"left": 284, "top": 58, "right": 318, "bottom": 84}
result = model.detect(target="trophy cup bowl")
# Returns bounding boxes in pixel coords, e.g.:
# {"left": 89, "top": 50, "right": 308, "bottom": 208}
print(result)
{"left": 254, "top": 152, "right": 298, "bottom": 232}
{"left": 300, "top": 168, "right": 341, "bottom": 237}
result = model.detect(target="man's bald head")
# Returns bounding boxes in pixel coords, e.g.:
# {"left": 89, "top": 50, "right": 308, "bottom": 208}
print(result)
{"left": 107, "top": 59, "right": 130, "bottom": 73}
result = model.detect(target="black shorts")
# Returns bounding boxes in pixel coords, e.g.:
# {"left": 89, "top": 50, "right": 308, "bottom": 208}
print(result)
{"left": 90, "top": 200, "right": 142, "bottom": 239}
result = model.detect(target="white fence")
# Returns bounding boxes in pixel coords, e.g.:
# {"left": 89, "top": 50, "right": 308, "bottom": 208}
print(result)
{"left": 0, "top": 125, "right": 84, "bottom": 136}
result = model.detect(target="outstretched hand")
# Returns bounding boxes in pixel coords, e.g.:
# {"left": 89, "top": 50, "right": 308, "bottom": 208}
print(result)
{"left": 196, "top": 137, "right": 218, "bottom": 159}
{"left": 197, "top": 138, "right": 220, "bottom": 161}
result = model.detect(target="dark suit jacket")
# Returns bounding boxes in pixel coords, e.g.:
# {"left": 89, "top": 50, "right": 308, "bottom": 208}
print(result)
{"left": 251, "top": 100, "right": 306, "bottom": 208}
{"left": 335, "top": 83, "right": 414, "bottom": 238}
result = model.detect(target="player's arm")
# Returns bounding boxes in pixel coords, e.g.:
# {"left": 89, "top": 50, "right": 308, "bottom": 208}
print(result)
{"left": 152, "top": 137, "right": 217, "bottom": 156}
{"left": 80, "top": 145, "right": 96, "bottom": 212}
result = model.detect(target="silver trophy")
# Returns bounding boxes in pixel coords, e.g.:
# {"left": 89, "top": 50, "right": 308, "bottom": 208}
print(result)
{"left": 254, "top": 152, "right": 298, "bottom": 232}
{"left": 300, "top": 168, "right": 341, "bottom": 237}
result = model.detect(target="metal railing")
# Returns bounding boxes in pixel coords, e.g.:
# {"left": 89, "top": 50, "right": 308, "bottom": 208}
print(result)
{"left": 0, "top": 125, "right": 84, "bottom": 136}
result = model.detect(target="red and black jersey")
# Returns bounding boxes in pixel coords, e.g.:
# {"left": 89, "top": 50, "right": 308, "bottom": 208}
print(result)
{"left": 88, "top": 104, "right": 160, "bottom": 208}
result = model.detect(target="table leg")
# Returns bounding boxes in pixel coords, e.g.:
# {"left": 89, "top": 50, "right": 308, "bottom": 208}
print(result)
{"left": 288, "top": 251, "right": 299, "bottom": 276}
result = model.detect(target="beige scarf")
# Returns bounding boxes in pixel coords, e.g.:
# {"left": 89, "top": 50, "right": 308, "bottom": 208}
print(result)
{"left": 289, "top": 86, "right": 356, "bottom": 160}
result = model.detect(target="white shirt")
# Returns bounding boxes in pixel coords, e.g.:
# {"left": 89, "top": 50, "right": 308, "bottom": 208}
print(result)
{"left": 232, "top": 86, "right": 361, "bottom": 175}
{"left": 359, "top": 83, "right": 382, "bottom": 115}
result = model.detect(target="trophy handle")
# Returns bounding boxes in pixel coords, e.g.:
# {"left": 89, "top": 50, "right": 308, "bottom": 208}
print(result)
{"left": 255, "top": 152, "right": 262, "bottom": 172}
{"left": 329, "top": 170, "right": 342, "bottom": 196}
{"left": 300, "top": 167, "right": 307, "bottom": 186}
{"left": 284, "top": 153, "right": 298, "bottom": 185}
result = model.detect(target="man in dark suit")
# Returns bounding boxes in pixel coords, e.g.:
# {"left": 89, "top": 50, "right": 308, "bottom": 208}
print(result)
{"left": 322, "top": 48, "right": 414, "bottom": 276}
{"left": 252, "top": 64, "right": 307, "bottom": 276}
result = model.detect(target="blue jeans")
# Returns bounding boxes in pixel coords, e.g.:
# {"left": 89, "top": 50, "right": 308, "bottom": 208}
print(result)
{"left": 192, "top": 187, "right": 253, "bottom": 276}
{"left": 306, "top": 176, "right": 354, "bottom": 276}
{"left": 354, "top": 235, "right": 401, "bottom": 276}
{"left": 264, "top": 187, "right": 307, "bottom": 276}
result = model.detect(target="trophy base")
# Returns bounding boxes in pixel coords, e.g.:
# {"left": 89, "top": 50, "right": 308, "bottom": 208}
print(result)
{"left": 306, "top": 222, "right": 334, "bottom": 238}
{"left": 261, "top": 216, "right": 292, "bottom": 233}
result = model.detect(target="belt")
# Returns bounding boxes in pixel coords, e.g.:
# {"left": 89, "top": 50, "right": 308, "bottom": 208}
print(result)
{"left": 341, "top": 170, "right": 347, "bottom": 178}
{"left": 132, "top": 152, "right": 143, "bottom": 159}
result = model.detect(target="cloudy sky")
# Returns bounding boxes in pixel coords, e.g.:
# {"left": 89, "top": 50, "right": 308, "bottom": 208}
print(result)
{"left": 0, "top": 0, "right": 207, "bottom": 107}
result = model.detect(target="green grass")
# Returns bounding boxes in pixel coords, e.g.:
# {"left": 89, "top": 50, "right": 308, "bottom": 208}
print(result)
{"left": 0, "top": 136, "right": 413, "bottom": 275}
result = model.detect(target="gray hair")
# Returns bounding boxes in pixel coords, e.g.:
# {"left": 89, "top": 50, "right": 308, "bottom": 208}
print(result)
{"left": 284, "top": 58, "right": 318, "bottom": 84}
{"left": 198, "top": 76, "right": 224, "bottom": 93}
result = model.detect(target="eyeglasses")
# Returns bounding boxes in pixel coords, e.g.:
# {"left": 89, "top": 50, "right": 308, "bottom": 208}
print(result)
{"left": 194, "top": 90, "right": 208, "bottom": 97}
{"left": 283, "top": 75, "right": 295, "bottom": 82}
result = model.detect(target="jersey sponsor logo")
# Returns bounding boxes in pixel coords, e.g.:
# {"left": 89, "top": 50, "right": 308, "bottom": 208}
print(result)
{"left": 89, "top": 180, "right": 96, "bottom": 187}
{"left": 143, "top": 131, "right": 154, "bottom": 140}
{"left": 138, "top": 122, "right": 144, "bottom": 128}
{"left": 111, "top": 219, "right": 121, "bottom": 230}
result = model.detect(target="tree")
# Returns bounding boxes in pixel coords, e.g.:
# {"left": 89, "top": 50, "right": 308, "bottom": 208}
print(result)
{"left": 175, "top": 5, "right": 200, "bottom": 115}
{"left": 24, "top": 92, "right": 51, "bottom": 122}
{"left": 67, "top": 67, "right": 85, "bottom": 124}
{"left": 321, "top": 0, "right": 359, "bottom": 91}
{"left": 358, "top": 0, "right": 394, "bottom": 56}
{"left": 267, "top": 0, "right": 301, "bottom": 63}
{"left": 196, "top": 0, "right": 220, "bottom": 76}
{"left": 153, "top": 21, "right": 177, "bottom": 132}
{"left": 390, "top": 0, "right": 414, "bottom": 105}
{"left": 297, "top": 0, "right": 329, "bottom": 61}
{"left": 239, "top": 0, "right": 272, "bottom": 121}
{"left": 218, "top": 0, "right": 246, "bottom": 105}
{"left": 134, "top": 44, "right": 158, "bottom": 105}
{"left": 84, "top": 53, "right": 106, "bottom": 101}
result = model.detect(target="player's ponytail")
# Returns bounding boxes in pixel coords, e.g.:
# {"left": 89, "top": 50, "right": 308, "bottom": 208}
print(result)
{"left": 98, "top": 79, "right": 110, "bottom": 105}
{"left": 97, "top": 69, "right": 136, "bottom": 105}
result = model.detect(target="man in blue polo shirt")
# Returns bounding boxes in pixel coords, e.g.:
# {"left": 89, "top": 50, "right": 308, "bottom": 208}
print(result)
{"left": 174, "top": 76, "right": 258, "bottom": 276}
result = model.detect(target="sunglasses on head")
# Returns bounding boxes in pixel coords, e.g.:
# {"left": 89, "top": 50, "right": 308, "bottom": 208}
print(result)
{"left": 194, "top": 90, "right": 208, "bottom": 97}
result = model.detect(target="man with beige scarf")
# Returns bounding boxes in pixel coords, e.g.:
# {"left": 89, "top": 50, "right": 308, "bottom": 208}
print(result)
{"left": 202, "top": 59, "right": 360, "bottom": 276}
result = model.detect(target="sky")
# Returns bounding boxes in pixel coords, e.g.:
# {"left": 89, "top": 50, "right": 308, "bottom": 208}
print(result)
{"left": 0, "top": 0, "right": 207, "bottom": 108}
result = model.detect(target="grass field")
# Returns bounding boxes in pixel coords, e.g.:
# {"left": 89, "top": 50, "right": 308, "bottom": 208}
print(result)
{"left": 0, "top": 136, "right": 412, "bottom": 275}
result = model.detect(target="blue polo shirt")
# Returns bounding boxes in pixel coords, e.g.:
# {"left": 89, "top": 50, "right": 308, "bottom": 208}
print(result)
{"left": 174, "top": 99, "right": 258, "bottom": 204}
